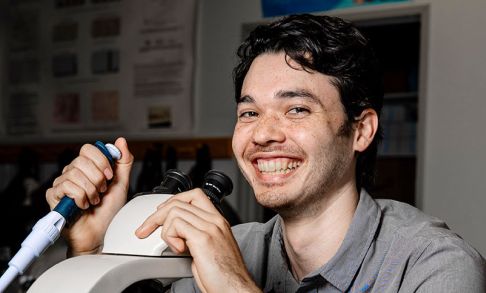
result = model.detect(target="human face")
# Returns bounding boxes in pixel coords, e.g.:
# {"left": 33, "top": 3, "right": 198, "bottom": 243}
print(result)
{"left": 232, "top": 52, "right": 357, "bottom": 217}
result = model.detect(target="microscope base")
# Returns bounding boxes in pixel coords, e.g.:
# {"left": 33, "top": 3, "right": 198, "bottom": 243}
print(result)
{"left": 27, "top": 254, "right": 192, "bottom": 293}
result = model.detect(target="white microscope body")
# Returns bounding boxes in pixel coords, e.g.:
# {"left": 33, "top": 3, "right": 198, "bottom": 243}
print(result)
{"left": 27, "top": 193, "right": 193, "bottom": 293}
{"left": 0, "top": 147, "right": 230, "bottom": 292}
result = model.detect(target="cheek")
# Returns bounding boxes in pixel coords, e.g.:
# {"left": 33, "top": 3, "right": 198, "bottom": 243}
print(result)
{"left": 290, "top": 122, "right": 339, "bottom": 161}
{"left": 291, "top": 123, "right": 325, "bottom": 149}
{"left": 232, "top": 124, "right": 247, "bottom": 158}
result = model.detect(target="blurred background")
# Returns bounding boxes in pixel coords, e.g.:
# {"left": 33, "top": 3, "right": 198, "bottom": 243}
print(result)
{"left": 0, "top": 0, "right": 486, "bottom": 291}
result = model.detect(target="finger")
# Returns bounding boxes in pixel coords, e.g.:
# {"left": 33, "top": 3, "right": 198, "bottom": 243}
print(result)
{"left": 101, "top": 137, "right": 133, "bottom": 194}
{"left": 136, "top": 200, "right": 216, "bottom": 238}
{"left": 54, "top": 158, "right": 106, "bottom": 205}
{"left": 113, "top": 138, "right": 133, "bottom": 176}
{"left": 79, "top": 143, "right": 114, "bottom": 180}
{"left": 46, "top": 187, "right": 59, "bottom": 209}
{"left": 114, "top": 137, "right": 133, "bottom": 165}
{"left": 161, "top": 206, "right": 230, "bottom": 255}
{"left": 163, "top": 216, "right": 205, "bottom": 253}
{"left": 158, "top": 189, "right": 218, "bottom": 214}
{"left": 47, "top": 181, "right": 73, "bottom": 206}
{"left": 69, "top": 156, "right": 107, "bottom": 189}
{"left": 164, "top": 231, "right": 187, "bottom": 254}
{"left": 162, "top": 205, "right": 229, "bottom": 242}
{"left": 47, "top": 179, "right": 90, "bottom": 209}
{"left": 161, "top": 208, "right": 222, "bottom": 254}
{"left": 135, "top": 200, "right": 188, "bottom": 237}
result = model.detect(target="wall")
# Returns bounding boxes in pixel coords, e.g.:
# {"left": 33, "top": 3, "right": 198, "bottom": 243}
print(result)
{"left": 194, "top": 0, "right": 486, "bottom": 256}
{"left": 193, "top": 0, "right": 261, "bottom": 136}
{"left": 415, "top": 0, "right": 486, "bottom": 256}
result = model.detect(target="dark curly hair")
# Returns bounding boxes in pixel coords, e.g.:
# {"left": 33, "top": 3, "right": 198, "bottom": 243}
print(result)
{"left": 233, "top": 14, "right": 383, "bottom": 191}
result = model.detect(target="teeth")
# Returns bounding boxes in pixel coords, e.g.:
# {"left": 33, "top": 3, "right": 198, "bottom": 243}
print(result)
{"left": 282, "top": 160, "right": 288, "bottom": 170}
{"left": 257, "top": 158, "right": 301, "bottom": 174}
{"left": 268, "top": 161, "right": 275, "bottom": 172}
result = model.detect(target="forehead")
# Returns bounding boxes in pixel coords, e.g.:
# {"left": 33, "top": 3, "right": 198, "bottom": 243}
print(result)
{"left": 240, "top": 52, "right": 341, "bottom": 107}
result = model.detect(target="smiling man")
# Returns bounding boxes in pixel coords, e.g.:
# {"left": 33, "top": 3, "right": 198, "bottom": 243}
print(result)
{"left": 172, "top": 14, "right": 485, "bottom": 292}
{"left": 47, "top": 14, "right": 485, "bottom": 293}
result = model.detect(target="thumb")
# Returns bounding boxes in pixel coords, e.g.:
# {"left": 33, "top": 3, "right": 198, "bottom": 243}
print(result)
{"left": 113, "top": 137, "right": 134, "bottom": 185}
{"left": 114, "top": 137, "right": 133, "bottom": 164}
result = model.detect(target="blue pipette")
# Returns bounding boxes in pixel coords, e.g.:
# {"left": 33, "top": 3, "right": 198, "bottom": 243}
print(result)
{"left": 0, "top": 141, "right": 121, "bottom": 292}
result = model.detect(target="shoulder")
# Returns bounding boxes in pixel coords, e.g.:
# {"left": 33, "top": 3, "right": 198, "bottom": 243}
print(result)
{"left": 376, "top": 199, "right": 486, "bottom": 291}
{"left": 375, "top": 198, "right": 483, "bottom": 258}
{"left": 402, "top": 233, "right": 486, "bottom": 291}
{"left": 375, "top": 199, "right": 452, "bottom": 241}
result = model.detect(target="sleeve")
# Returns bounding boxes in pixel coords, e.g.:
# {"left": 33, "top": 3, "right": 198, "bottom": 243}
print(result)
{"left": 400, "top": 236, "right": 486, "bottom": 292}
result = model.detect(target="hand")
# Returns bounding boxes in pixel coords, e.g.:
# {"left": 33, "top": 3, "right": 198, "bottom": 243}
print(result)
{"left": 135, "top": 189, "right": 261, "bottom": 293}
{"left": 46, "top": 137, "right": 134, "bottom": 256}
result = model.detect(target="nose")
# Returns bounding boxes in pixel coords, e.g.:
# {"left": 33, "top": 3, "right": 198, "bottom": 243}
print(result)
{"left": 252, "top": 113, "right": 285, "bottom": 146}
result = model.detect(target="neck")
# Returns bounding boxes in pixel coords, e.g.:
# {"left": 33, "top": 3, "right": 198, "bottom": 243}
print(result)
{"left": 280, "top": 182, "right": 359, "bottom": 281}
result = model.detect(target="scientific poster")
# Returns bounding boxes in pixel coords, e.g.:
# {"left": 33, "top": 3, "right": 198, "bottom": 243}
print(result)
{"left": 121, "top": 0, "right": 196, "bottom": 134}
{"left": 7, "top": 92, "right": 40, "bottom": 135}
{"left": 3, "top": 0, "right": 196, "bottom": 139}
{"left": 5, "top": 6, "right": 42, "bottom": 135}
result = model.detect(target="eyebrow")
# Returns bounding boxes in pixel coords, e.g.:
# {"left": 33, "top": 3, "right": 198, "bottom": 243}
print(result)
{"left": 274, "top": 89, "right": 322, "bottom": 105}
{"left": 236, "top": 95, "right": 254, "bottom": 104}
{"left": 237, "top": 89, "right": 323, "bottom": 106}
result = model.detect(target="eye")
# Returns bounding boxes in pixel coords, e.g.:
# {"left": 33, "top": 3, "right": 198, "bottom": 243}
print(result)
{"left": 238, "top": 110, "right": 259, "bottom": 121}
{"left": 240, "top": 111, "right": 258, "bottom": 117}
{"left": 287, "top": 107, "right": 310, "bottom": 116}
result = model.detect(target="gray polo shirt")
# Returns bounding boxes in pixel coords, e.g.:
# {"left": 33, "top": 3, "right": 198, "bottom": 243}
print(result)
{"left": 172, "top": 191, "right": 485, "bottom": 292}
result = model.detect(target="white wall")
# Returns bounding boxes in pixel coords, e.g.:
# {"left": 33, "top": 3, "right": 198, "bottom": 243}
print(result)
{"left": 195, "top": 0, "right": 486, "bottom": 255}
{"left": 416, "top": 0, "right": 486, "bottom": 256}
{"left": 193, "top": 0, "right": 262, "bottom": 136}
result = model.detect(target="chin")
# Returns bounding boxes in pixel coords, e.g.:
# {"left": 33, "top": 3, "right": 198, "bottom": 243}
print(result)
{"left": 259, "top": 199, "right": 302, "bottom": 219}
{"left": 255, "top": 189, "right": 294, "bottom": 210}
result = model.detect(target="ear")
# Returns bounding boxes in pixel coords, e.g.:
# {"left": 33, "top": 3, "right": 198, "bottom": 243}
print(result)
{"left": 353, "top": 109, "right": 379, "bottom": 153}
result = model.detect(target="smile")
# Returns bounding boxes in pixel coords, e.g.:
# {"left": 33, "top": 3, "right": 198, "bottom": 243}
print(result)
{"left": 256, "top": 158, "right": 301, "bottom": 175}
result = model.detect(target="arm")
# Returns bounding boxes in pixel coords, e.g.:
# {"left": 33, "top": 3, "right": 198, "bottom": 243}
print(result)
{"left": 45, "top": 137, "right": 134, "bottom": 256}
{"left": 136, "top": 190, "right": 262, "bottom": 293}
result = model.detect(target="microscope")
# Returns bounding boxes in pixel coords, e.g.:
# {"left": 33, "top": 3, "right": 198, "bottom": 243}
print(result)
{"left": 0, "top": 142, "right": 233, "bottom": 293}
{"left": 29, "top": 169, "right": 232, "bottom": 293}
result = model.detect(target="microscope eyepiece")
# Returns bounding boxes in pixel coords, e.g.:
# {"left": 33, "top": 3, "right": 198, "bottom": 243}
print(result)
{"left": 202, "top": 170, "right": 233, "bottom": 205}
{"left": 153, "top": 169, "right": 193, "bottom": 194}
{"left": 151, "top": 169, "right": 232, "bottom": 214}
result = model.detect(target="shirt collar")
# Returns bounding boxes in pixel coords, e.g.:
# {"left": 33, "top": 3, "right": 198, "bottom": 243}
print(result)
{"left": 265, "top": 190, "right": 381, "bottom": 292}
{"left": 264, "top": 217, "right": 300, "bottom": 292}
{"left": 316, "top": 190, "right": 381, "bottom": 291}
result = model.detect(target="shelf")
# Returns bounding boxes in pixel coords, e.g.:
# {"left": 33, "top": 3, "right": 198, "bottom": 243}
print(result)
{"left": 0, "top": 137, "right": 234, "bottom": 163}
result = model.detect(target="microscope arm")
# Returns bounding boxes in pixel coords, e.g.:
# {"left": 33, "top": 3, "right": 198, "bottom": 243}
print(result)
{"left": 26, "top": 167, "right": 233, "bottom": 293}
{"left": 27, "top": 193, "right": 193, "bottom": 293}
{"left": 27, "top": 254, "right": 192, "bottom": 293}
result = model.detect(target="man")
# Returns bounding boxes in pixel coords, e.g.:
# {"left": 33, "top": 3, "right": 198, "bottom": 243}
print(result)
{"left": 47, "top": 14, "right": 485, "bottom": 292}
